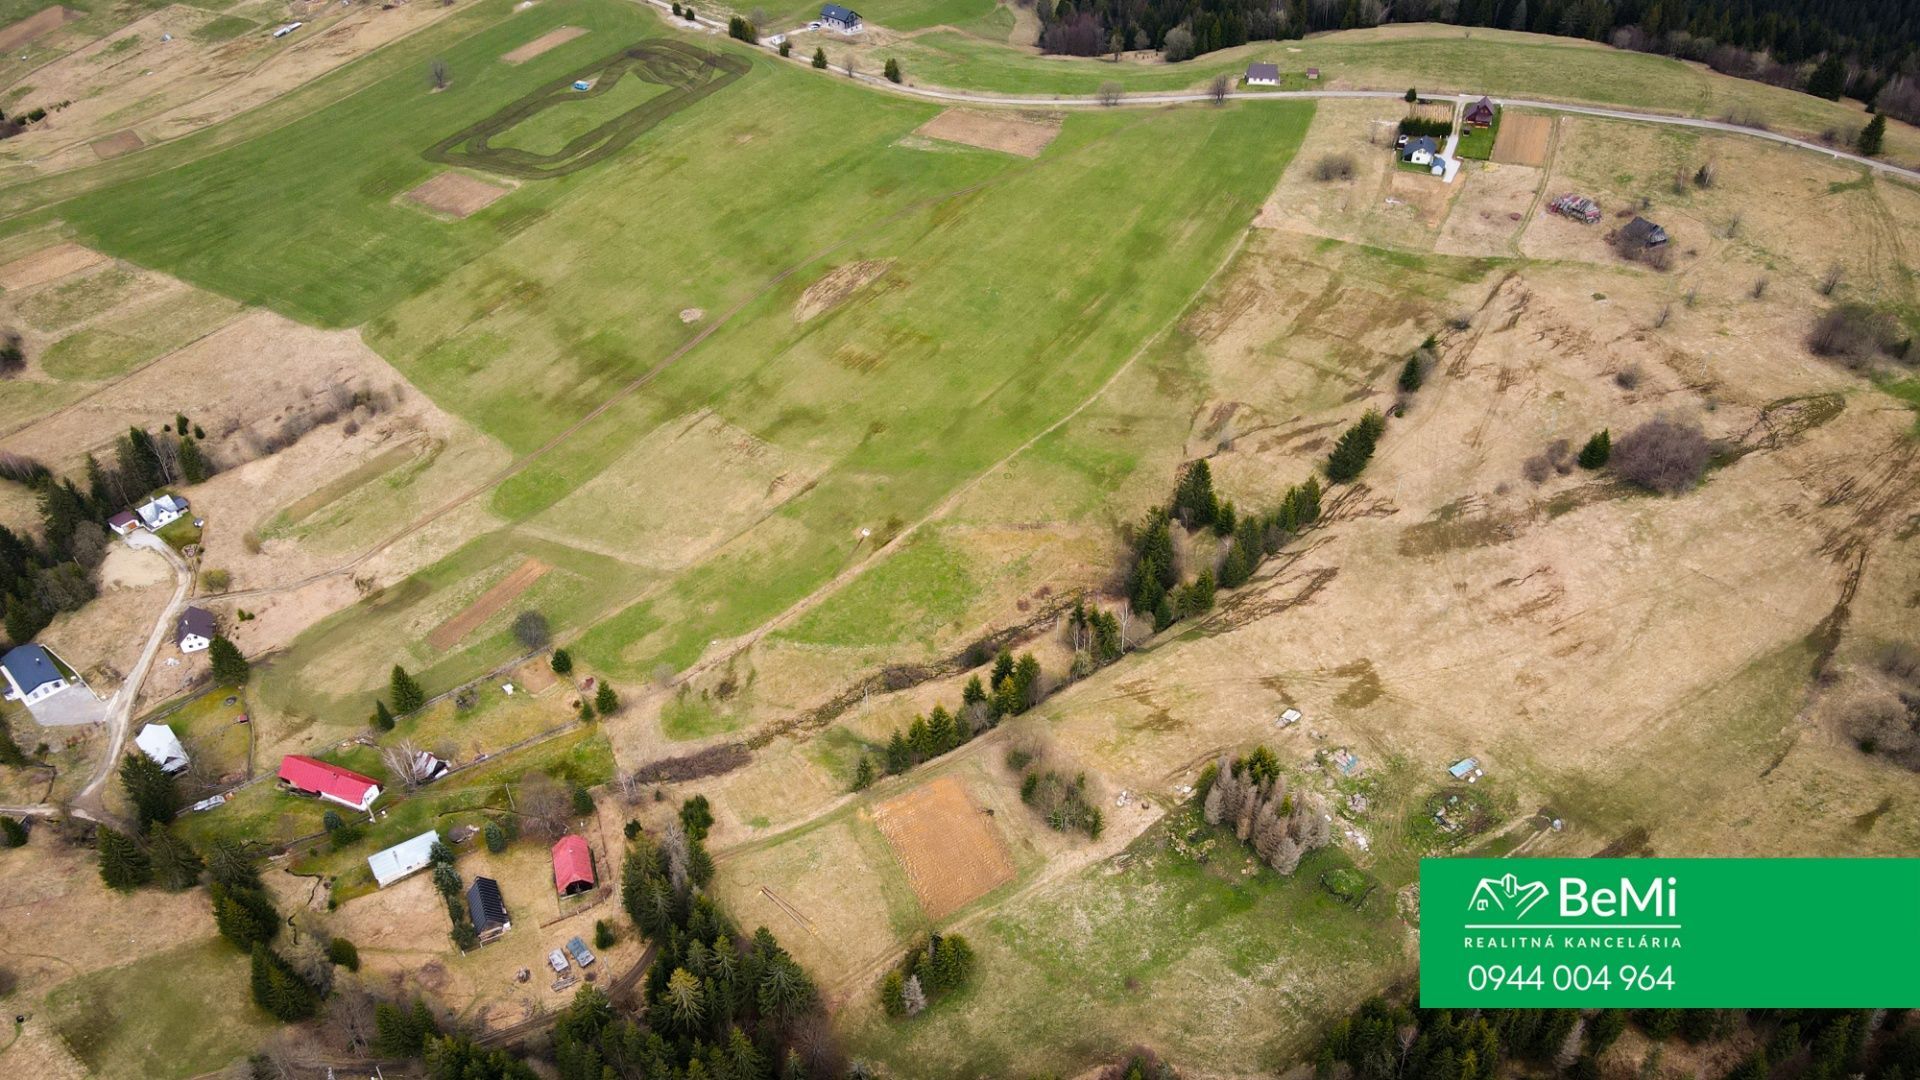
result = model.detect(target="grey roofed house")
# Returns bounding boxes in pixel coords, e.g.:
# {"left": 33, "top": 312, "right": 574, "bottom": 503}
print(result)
{"left": 1245, "top": 62, "right": 1280, "bottom": 84}
{"left": 176, "top": 606, "right": 216, "bottom": 652}
{"left": 1622, "top": 216, "right": 1669, "bottom": 245}
{"left": 1402, "top": 135, "right": 1439, "bottom": 161}
{"left": 135, "top": 723, "right": 191, "bottom": 774}
{"left": 466, "top": 876, "right": 511, "bottom": 941}
{"left": 820, "top": 3, "right": 861, "bottom": 29}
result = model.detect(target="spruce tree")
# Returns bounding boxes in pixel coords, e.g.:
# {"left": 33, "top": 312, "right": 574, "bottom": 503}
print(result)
{"left": 812, "top": 46, "right": 828, "bottom": 69}
{"left": 145, "top": 823, "right": 203, "bottom": 890}
{"left": 0, "top": 815, "right": 27, "bottom": 847}
{"left": 1220, "top": 542, "right": 1252, "bottom": 589}
{"left": 885, "top": 730, "right": 911, "bottom": 774}
{"left": 1325, "top": 411, "right": 1385, "bottom": 482}
{"left": 1172, "top": 460, "right": 1219, "bottom": 528}
{"left": 120, "top": 750, "right": 181, "bottom": 826}
{"left": 0, "top": 714, "right": 30, "bottom": 766}
{"left": 212, "top": 881, "right": 280, "bottom": 947}
{"left": 1807, "top": 54, "right": 1846, "bottom": 100}
{"left": 96, "top": 825, "right": 152, "bottom": 890}
{"left": 390, "top": 665, "right": 426, "bottom": 714}
{"left": 884, "top": 57, "right": 901, "bottom": 83}
{"left": 250, "top": 943, "right": 319, "bottom": 1021}
{"left": 594, "top": 681, "right": 618, "bottom": 714}
{"left": 1859, "top": 113, "right": 1886, "bottom": 156}
{"left": 177, "top": 437, "right": 209, "bottom": 484}
{"left": 851, "top": 755, "right": 875, "bottom": 791}
{"left": 1577, "top": 429, "right": 1611, "bottom": 469}
{"left": 550, "top": 648, "right": 573, "bottom": 675}
{"left": 208, "top": 635, "right": 250, "bottom": 686}
{"left": 371, "top": 700, "right": 396, "bottom": 731}
{"left": 1398, "top": 353, "right": 1425, "bottom": 392}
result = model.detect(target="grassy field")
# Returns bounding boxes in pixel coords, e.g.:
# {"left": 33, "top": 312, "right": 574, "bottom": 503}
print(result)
{"left": 843, "top": 798, "right": 1406, "bottom": 1077}
{"left": 865, "top": 24, "right": 1919, "bottom": 158}
{"left": 44, "top": 938, "right": 275, "bottom": 1080}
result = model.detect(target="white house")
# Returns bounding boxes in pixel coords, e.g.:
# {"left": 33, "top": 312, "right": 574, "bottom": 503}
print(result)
{"left": 107, "top": 511, "right": 140, "bottom": 537}
{"left": 1403, "top": 135, "right": 1439, "bottom": 167}
{"left": 1, "top": 645, "right": 69, "bottom": 705}
{"left": 175, "top": 607, "right": 215, "bottom": 653}
{"left": 1245, "top": 62, "right": 1279, "bottom": 87}
{"left": 135, "top": 723, "right": 191, "bottom": 774}
{"left": 819, "top": 3, "right": 862, "bottom": 32}
{"left": 135, "top": 494, "right": 189, "bottom": 531}
{"left": 367, "top": 830, "right": 442, "bottom": 888}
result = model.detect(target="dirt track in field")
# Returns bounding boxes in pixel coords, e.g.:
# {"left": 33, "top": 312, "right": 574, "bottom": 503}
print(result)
{"left": 427, "top": 557, "right": 551, "bottom": 651}
{"left": 872, "top": 775, "right": 1015, "bottom": 921}
{"left": 0, "top": 242, "right": 107, "bottom": 290}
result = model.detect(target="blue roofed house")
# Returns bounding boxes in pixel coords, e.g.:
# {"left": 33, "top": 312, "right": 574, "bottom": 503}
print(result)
{"left": 820, "top": 3, "right": 862, "bottom": 32}
{"left": 1402, "top": 135, "right": 1439, "bottom": 166}
{"left": 2, "top": 644, "right": 70, "bottom": 706}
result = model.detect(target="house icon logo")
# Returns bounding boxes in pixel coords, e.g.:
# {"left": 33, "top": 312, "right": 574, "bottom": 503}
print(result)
{"left": 1469, "top": 873, "right": 1550, "bottom": 918}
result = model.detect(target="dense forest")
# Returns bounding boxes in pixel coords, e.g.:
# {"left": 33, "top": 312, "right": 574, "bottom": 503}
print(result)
{"left": 1034, "top": 0, "right": 1920, "bottom": 124}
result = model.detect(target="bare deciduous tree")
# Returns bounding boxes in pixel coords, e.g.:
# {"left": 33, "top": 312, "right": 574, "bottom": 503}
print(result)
{"left": 324, "top": 977, "right": 378, "bottom": 1054}
{"left": 382, "top": 741, "right": 437, "bottom": 790}
{"left": 1312, "top": 154, "right": 1355, "bottom": 181}
{"left": 512, "top": 610, "right": 550, "bottom": 650}
{"left": 1612, "top": 415, "right": 1712, "bottom": 494}
{"left": 517, "top": 771, "right": 572, "bottom": 841}
{"left": 1818, "top": 263, "right": 1845, "bottom": 296}
{"left": 1097, "top": 81, "right": 1123, "bottom": 107}
{"left": 1207, "top": 73, "right": 1230, "bottom": 104}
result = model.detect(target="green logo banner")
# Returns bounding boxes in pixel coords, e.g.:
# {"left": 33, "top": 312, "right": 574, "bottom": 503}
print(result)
{"left": 1420, "top": 859, "right": 1920, "bottom": 1006}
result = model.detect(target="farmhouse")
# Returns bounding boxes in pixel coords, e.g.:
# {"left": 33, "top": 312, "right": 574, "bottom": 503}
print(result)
{"left": 1, "top": 644, "right": 69, "bottom": 705}
{"left": 367, "top": 830, "right": 441, "bottom": 888}
{"left": 277, "top": 755, "right": 381, "bottom": 812}
{"left": 135, "top": 723, "right": 191, "bottom": 774}
{"left": 134, "top": 494, "right": 189, "bottom": 531}
{"left": 1245, "top": 62, "right": 1279, "bottom": 87}
{"left": 1465, "top": 96, "right": 1496, "bottom": 126}
{"left": 466, "top": 876, "right": 511, "bottom": 942}
{"left": 175, "top": 606, "right": 215, "bottom": 653}
{"left": 552, "top": 834, "right": 596, "bottom": 896}
{"left": 819, "top": 3, "right": 862, "bottom": 32}
{"left": 1622, "top": 216, "right": 1669, "bottom": 246}
{"left": 1402, "top": 135, "right": 1439, "bottom": 166}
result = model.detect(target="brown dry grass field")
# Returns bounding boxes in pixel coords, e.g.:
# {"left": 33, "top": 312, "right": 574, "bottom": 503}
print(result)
{"left": 1491, "top": 110, "right": 1553, "bottom": 165}
{"left": 912, "top": 108, "right": 1063, "bottom": 157}
{"left": 0, "top": 5, "right": 79, "bottom": 51}
{"left": 501, "top": 24, "right": 587, "bottom": 64}
{"left": 405, "top": 171, "right": 515, "bottom": 218}
{"left": 871, "top": 774, "right": 1016, "bottom": 920}
{"left": 0, "top": 2, "right": 459, "bottom": 185}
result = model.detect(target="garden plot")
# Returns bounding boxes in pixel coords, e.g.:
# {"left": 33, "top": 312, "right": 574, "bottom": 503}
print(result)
{"left": 501, "top": 23, "right": 587, "bottom": 63}
{"left": 1490, "top": 111, "right": 1553, "bottom": 166}
{"left": 0, "top": 241, "right": 106, "bottom": 290}
{"left": 871, "top": 775, "right": 1015, "bottom": 920}
{"left": 428, "top": 556, "right": 551, "bottom": 651}
{"left": 912, "top": 108, "right": 1061, "bottom": 157}
{"left": 405, "top": 171, "right": 515, "bottom": 218}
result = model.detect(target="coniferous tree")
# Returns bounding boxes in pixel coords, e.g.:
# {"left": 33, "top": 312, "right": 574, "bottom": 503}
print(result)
{"left": 812, "top": 46, "right": 828, "bottom": 69}
{"left": 96, "top": 825, "right": 152, "bottom": 890}
{"left": 177, "top": 437, "right": 210, "bottom": 484}
{"left": 1807, "top": 54, "right": 1846, "bottom": 99}
{"left": 371, "top": 700, "right": 396, "bottom": 731}
{"left": 884, "top": 57, "right": 902, "bottom": 82}
{"left": 250, "top": 943, "right": 320, "bottom": 1021}
{"left": 1399, "top": 354, "right": 1425, "bottom": 392}
{"left": 0, "top": 714, "right": 31, "bottom": 766}
{"left": 212, "top": 880, "right": 281, "bottom": 947}
{"left": 1577, "top": 429, "right": 1612, "bottom": 469}
{"left": 1325, "top": 410, "right": 1386, "bottom": 482}
{"left": 1859, "top": 113, "right": 1886, "bottom": 155}
{"left": 851, "top": 755, "right": 875, "bottom": 791}
{"left": 145, "top": 823, "right": 203, "bottom": 890}
{"left": 391, "top": 665, "right": 426, "bottom": 714}
{"left": 885, "top": 730, "right": 911, "bottom": 773}
{"left": 550, "top": 648, "right": 573, "bottom": 675}
{"left": 209, "top": 635, "right": 250, "bottom": 686}
{"left": 120, "top": 750, "right": 181, "bottom": 826}
{"left": 1172, "top": 459, "right": 1219, "bottom": 528}
{"left": 0, "top": 815, "right": 25, "bottom": 847}
{"left": 594, "top": 681, "right": 618, "bottom": 714}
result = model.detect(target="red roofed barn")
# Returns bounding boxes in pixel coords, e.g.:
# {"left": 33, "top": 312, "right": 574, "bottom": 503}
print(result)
{"left": 278, "top": 755, "right": 382, "bottom": 813}
{"left": 552, "top": 835, "right": 595, "bottom": 896}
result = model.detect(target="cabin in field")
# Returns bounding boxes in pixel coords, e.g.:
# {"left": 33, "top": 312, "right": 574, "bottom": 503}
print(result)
{"left": 1622, "top": 216, "right": 1669, "bottom": 246}
{"left": 1465, "top": 96, "right": 1496, "bottom": 126}
{"left": 1245, "top": 62, "right": 1279, "bottom": 87}
{"left": 368, "top": 830, "right": 441, "bottom": 888}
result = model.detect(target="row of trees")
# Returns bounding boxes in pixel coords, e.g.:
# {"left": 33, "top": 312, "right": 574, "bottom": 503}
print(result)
{"left": 1201, "top": 747, "right": 1331, "bottom": 874}
{"left": 1035, "top": 0, "right": 1918, "bottom": 115}
{"left": 1319, "top": 996, "right": 1920, "bottom": 1080}
{"left": 877, "top": 933, "right": 976, "bottom": 1018}
{"left": 853, "top": 647, "right": 1043, "bottom": 788}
